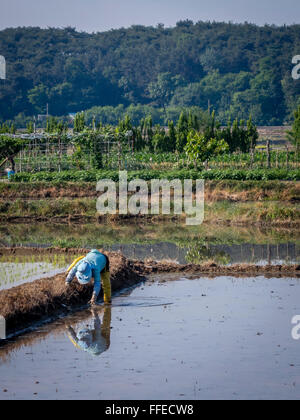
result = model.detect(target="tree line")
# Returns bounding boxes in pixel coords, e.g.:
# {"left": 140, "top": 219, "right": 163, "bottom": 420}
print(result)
{"left": 0, "top": 21, "right": 299, "bottom": 125}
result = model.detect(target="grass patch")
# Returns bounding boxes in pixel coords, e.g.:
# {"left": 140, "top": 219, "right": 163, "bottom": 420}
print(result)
{"left": 0, "top": 197, "right": 299, "bottom": 225}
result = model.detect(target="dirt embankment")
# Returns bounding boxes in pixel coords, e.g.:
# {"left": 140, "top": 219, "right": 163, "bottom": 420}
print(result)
{"left": 0, "top": 183, "right": 97, "bottom": 200}
{"left": 0, "top": 249, "right": 299, "bottom": 337}
{"left": 0, "top": 252, "right": 143, "bottom": 335}
{"left": 1, "top": 181, "right": 299, "bottom": 202}
{"left": 0, "top": 180, "right": 299, "bottom": 226}
{"left": 133, "top": 259, "right": 300, "bottom": 277}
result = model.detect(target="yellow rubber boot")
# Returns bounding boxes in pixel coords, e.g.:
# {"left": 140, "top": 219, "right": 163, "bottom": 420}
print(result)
{"left": 102, "top": 271, "right": 112, "bottom": 304}
{"left": 101, "top": 305, "right": 112, "bottom": 349}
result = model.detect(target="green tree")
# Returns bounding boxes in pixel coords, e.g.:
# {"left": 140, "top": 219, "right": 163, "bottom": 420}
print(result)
{"left": 0, "top": 122, "right": 16, "bottom": 134}
{"left": 203, "top": 110, "right": 217, "bottom": 140}
{"left": 118, "top": 114, "right": 133, "bottom": 132}
{"left": 168, "top": 120, "right": 176, "bottom": 152}
{"left": 148, "top": 73, "right": 183, "bottom": 112}
{"left": 1, "top": 24, "right": 300, "bottom": 123}
{"left": 287, "top": 105, "right": 300, "bottom": 152}
{"left": 199, "top": 47, "right": 219, "bottom": 73}
{"left": 74, "top": 112, "right": 86, "bottom": 133}
{"left": 246, "top": 115, "right": 258, "bottom": 152}
{"left": 0, "top": 136, "right": 25, "bottom": 171}
{"left": 176, "top": 111, "right": 189, "bottom": 152}
{"left": 46, "top": 117, "right": 67, "bottom": 134}
{"left": 28, "top": 84, "right": 49, "bottom": 114}
{"left": 142, "top": 116, "right": 154, "bottom": 151}
{"left": 188, "top": 111, "right": 200, "bottom": 131}
{"left": 72, "top": 132, "right": 103, "bottom": 170}
{"left": 219, "top": 116, "right": 257, "bottom": 153}
{"left": 27, "top": 121, "right": 34, "bottom": 134}
{"left": 152, "top": 125, "right": 168, "bottom": 152}
{"left": 152, "top": 125, "right": 176, "bottom": 152}
{"left": 227, "top": 59, "right": 284, "bottom": 125}
{"left": 185, "top": 130, "right": 229, "bottom": 168}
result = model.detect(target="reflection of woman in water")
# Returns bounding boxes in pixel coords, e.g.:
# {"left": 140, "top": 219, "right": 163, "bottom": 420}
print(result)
{"left": 66, "top": 306, "right": 111, "bottom": 357}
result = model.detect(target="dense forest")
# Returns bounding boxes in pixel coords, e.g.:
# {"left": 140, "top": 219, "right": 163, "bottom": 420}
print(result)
{"left": 0, "top": 21, "right": 300, "bottom": 125}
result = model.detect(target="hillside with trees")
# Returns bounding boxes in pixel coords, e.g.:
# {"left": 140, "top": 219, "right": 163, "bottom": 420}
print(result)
{"left": 0, "top": 21, "right": 299, "bottom": 124}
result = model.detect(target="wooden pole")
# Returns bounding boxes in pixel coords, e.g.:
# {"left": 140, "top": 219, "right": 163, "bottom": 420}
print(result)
{"left": 266, "top": 139, "right": 271, "bottom": 169}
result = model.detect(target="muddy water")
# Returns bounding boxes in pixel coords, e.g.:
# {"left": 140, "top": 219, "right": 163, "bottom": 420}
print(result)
{"left": 0, "top": 274, "right": 300, "bottom": 400}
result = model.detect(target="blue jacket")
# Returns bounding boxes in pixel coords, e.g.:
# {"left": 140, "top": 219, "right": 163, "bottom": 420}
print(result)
{"left": 66, "top": 250, "right": 107, "bottom": 297}
{"left": 66, "top": 307, "right": 111, "bottom": 356}
{"left": 67, "top": 318, "right": 109, "bottom": 356}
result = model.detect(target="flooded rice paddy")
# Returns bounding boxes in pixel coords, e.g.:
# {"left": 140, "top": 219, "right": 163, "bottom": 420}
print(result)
{"left": 0, "top": 222, "right": 299, "bottom": 291}
{"left": 0, "top": 254, "right": 74, "bottom": 290}
{"left": 1, "top": 274, "right": 300, "bottom": 400}
{"left": 0, "top": 221, "right": 300, "bottom": 399}
{"left": 1, "top": 241, "right": 299, "bottom": 291}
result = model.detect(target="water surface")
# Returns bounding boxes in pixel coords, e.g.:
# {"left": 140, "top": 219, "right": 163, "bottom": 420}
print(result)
{"left": 0, "top": 222, "right": 299, "bottom": 290}
{"left": 1, "top": 274, "right": 299, "bottom": 400}
{"left": 0, "top": 254, "right": 74, "bottom": 290}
